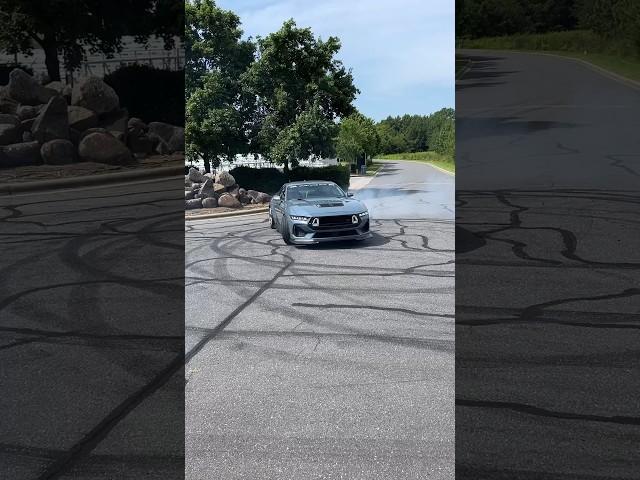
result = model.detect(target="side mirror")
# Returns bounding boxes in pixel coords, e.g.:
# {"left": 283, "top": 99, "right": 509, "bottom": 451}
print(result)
{"left": 272, "top": 195, "right": 280, "bottom": 202}
{"left": 347, "top": 192, "right": 354, "bottom": 197}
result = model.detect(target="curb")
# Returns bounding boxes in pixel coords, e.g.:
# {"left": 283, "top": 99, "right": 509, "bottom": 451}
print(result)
{"left": 0, "top": 165, "right": 184, "bottom": 196}
{"left": 185, "top": 206, "right": 269, "bottom": 221}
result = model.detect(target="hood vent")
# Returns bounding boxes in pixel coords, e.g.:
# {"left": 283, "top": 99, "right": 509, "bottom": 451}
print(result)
{"left": 316, "top": 202, "right": 344, "bottom": 207}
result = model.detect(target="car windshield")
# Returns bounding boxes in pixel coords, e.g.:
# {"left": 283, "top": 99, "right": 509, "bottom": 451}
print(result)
{"left": 287, "top": 184, "right": 345, "bottom": 200}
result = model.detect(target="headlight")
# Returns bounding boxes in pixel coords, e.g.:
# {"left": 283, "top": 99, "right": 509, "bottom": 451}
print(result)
{"left": 290, "top": 215, "right": 310, "bottom": 222}
{"left": 359, "top": 211, "right": 369, "bottom": 217}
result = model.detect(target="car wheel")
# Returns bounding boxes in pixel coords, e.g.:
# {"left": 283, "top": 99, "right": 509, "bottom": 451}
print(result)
{"left": 268, "top": 211, "right": 276, "bottom": 229}
{"left": 281, "top": 219, "right": 293, "bottom": 245}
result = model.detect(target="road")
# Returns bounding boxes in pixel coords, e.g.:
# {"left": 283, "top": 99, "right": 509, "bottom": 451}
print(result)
{"left": 0, "top": 178, "right": 184, "bottom": 479}
{"left": 185, "top": 160, "right": 455, "bottom": 479}
{"left": 456, "top": 50, "right": 640, "bottom": 478}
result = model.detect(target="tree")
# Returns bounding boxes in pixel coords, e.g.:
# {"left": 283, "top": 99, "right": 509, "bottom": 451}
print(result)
{"left": 336, "top": 112, "right": 379, "bottom": 165}
{"left": 185, "top": 0, "right": 256, "bottom": 173}
{"left": 0, "top": 1, "right": 182, "bottom": 81}
{"left": 244, "top": 19, "right": 358, "bottom": 172}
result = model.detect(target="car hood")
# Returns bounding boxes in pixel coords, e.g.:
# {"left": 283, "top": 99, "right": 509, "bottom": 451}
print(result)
{"left": 285, "top": 197, "right": 367, "bottom": 216}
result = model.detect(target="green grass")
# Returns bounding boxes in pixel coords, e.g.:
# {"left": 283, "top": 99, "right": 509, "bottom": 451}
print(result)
{"left": 375, "top": 151, "right": 455, "bottom": 173}
{"left": 457, "top": 30, "right": 640, "bottom": 83}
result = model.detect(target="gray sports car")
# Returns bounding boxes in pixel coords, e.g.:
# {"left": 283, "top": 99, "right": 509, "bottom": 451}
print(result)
{"left": 269, "top": 181, "right": 372, "bottom": 245}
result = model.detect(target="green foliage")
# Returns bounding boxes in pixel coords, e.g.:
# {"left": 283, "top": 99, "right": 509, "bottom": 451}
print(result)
{"left": 229, "top": 165, "right": 351, "bottom": 193}
{"left": 104, "top": 65, "right": 184, "bottom": 126}
{"left": 185, "top": 0, "right": 256, "bottom": 172}
{"left": 336, "top": 112, "right": 379, "bottom": 164}
{"left": 244, "top": 19, "right": 358, "bottom": 170}
{"left": 0, "top": 1, "right": 182, "bottom": 81}
{"left": 376, "top": 151, "right": 455, "bottom": 173}
{"left": 229, "top": 166, "right": 286, "bottom": 194}
{"left": 375, "top": 108, "right": 455, "bottom": 160}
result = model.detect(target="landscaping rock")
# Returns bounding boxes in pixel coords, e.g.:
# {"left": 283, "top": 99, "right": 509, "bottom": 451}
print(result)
{"left": 71, "top": 76, "right": 119, "bottom": 115}
{"left": 16, "top": 105, "right": 43, "bottom": 121}
{"left": 41, "top": 139, "right": 76, "bottom": 165}
{"left": 185, "top": 198, "right": 203, "bottom": 210}
{"left": 202, "top": 197, "right": 218, "bottom": 208}
{"left": 185, "top": 190, "right": 195, "bottom": 200}
{"left": 218, "top": 193, "right": 242, "bottom": 208}
{"left": 0, "top": 114, "right": 20, "bottom": 126}
{"left": 0, "top": 124, "right": 20, "bottom": 145}
{"left": 0, "top": 141, "right": 41, "bottom": 167}
{"left": 199, "top": 178, "right": 216, "bottom": 198}
{"left": 0, "top": 96, "right": 18, "bottom": 114}
{"left": 127, "top": 134, "right": 153, "bottom": 154}
{"left": 127, "top": 117, "right": 147, "bottom": 136}
{"left": 78, "top": 131, "right": 133, "bottom": 165}
{"left": 67, "top": 106, "right": 98, "bottom": 131}
{"left": 167, "top": 127, "right": 184, "bottom": 152}
{"left": 99, "top": 108, "right": 128, "bottom": 134}
{"left": 213, "top": 183, "right": 226, "bottom": 196}
{"left": 8, "top": 69, "right": 56, "bottom": 105}
{"left": 216, "top": 171, "right": 236, "bottom": 187}
{"left": 188, "top": 167, "right": 205, "bottom": 183}
{"left": 22, "top": 131, "right": 34, "bottom": 142}
{"left": 255, "top": 192, "right": 272, "bottom": 204}
{"left": 148, "top": 122, "right": 183, "bottom": 153}
{"left": 32, "top": 95, "right": 69, "bottom": 143}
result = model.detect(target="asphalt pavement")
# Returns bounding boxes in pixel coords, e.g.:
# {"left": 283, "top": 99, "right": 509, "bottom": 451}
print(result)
{"left": 185, "top": 160, "right": 455, "bottom": 479}
{"left": 456, "top": 50, "right": 640, "bottom": 478}
{"left": 0, "top": 177, "right": 185, "bottom": 479}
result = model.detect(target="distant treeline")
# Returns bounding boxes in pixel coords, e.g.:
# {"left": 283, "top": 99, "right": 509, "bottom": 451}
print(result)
{"left": 457, "top": 0, "right": 640, "bottom": 56}
{"left": 376, "top": 108, "right": 454, "bottom": 158}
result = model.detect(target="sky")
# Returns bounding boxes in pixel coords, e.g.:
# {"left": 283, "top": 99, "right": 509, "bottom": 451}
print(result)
{"left": 217, "top": 0, "right": 454, "bottom": 121}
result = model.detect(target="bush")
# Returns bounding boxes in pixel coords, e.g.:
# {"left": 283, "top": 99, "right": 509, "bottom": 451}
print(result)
{"left": 229, "top": 166, "right": 286, "bottom": 194}
{"left": 228, "top": 164, "right": 351, "bottom": 193}
{"left": 0, "top": 64, "right": 33, "bottom": 84}
{"left": 104, "top": 64, "right": 184, "bottom": 126}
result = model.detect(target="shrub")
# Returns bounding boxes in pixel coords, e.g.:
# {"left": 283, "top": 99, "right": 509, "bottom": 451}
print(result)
{"left": 229, "top": 166, "right": 286, "bottom": 194}
{"left": 0, "top": 64, "right": 33, "bottom": 84}
{"left": 228, "top": 164, "right": 351, "bottom": 193}
{"left": 289, "top": 165, "right": 351, "bottom": 190}
{"left": 104, "top": 64, "right": 184, "bottom": 126}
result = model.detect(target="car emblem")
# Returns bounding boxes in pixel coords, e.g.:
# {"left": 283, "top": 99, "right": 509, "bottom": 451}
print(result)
{"left": 352, "top": 215, "right": 358, "bottom": 224}
{"left": 311, "top": 218, "right": 319, "bottom": 227}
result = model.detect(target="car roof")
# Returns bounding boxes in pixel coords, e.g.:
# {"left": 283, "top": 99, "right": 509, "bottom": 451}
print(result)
{"left": 285, "top": 180, "right": 337, "bottom": 186}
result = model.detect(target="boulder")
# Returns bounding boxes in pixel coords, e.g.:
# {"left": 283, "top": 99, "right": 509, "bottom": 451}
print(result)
{"left": 185, "top": 175, "right": 192, "bottom": 187}
{"left": 21, "top": 118, "right": 35, "bottom": 132}
{"left": 68, "top": 128, "right": 81, "bottom": 146}
{"left": 16, "top": 105, "right": 43, "bottom": 121}
{"left": 110, "top": 130, "right": 125, "bottom": 143}
{"left": 185, "top": 198, "right": 203, "bottom": 210}
{"left": 185, "top": 190, "right": 195, "bottom": 200}
{"left": 188, "top": 167, "right": 205, "bottom": 183}
{"left": 148, "top": 122, "right": 183, "bottom": 153}
{"left": 256, "top": 192, "right": 272, "bottom": 203}
{"left": 202, "top": 197, "right": 218, "bottom": 208}
{"left": 22, "top": 131, "right": 34, "bottom": 142}
{"left": 127, "top": 117, "right": 147, "bottom": 137}
{"left": 67, "top": 106, "right": 98, "bottom": 131}
{"left": 0, "top": 141, "right": 41, "bottom": 167}
{"left": 198, "top": 178, "right": 216, "bottom": 198}
{"left": 247, "top": 189, "right": 260, "bottom": 201}
{"left": 0, "top": 124, "right": 20, "bottom": 145}
{"left": 40, "top": 139, "right": 76, "bottom": 165}
{"left": 218, "top": 193, "right": 242, "bottom": 208}
{"left": 0, "top": 114, "right": 20, "bottom": 126}
{"left": 45, "top": 81, "right": 65, "bottom": 94}
{"left": 31, "top": 95, "right": 69, "bottom": 143}
{"left": 78, "top": 131, "right": 133, "bottom": 165}
{"left": 213, "top": 183, "right": 226, "bottom": 196}
{"left": 99, "top": 108, "right": 128, "bottom": 134}
{"left": 154, "top": 136, "right": 171, "bottom": 154}
{"left": 71, "top": 76, "right": 119, "bottom": 115}
{"left": 7, "top": 69, "right": 56, "bottom": 105}
{"left": 0, "top": 97, "right": 18, "bottom": 114}
{"left": 78, "top": 127, "right": 110, "bottom": 142}
{"left": 215, "top": 171, "right": 236, "bottom": 187}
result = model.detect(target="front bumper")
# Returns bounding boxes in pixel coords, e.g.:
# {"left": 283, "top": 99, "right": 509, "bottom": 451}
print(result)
{"left": 288, "top": 218, "right": 371, "bottom": 244}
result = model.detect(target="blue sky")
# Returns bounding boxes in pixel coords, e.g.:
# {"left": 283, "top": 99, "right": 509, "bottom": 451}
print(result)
{"left": 217, "top": 0, "right": 454, "bottom": 121}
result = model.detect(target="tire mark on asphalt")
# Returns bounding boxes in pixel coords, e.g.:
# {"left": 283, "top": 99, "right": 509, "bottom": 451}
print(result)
{"left": 457, "top": 398, "right": 640, "bottom": 426}
{"left": 292, "top": 303, "right": 454, "bottom": 318}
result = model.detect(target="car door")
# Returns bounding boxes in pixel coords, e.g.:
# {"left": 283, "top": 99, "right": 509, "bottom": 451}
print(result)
{"left": 273, "top": 186, "right": 286, "bottom": 226}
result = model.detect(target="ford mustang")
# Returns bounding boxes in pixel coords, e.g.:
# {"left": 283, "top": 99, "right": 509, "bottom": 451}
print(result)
{"left": 269, "top": 181, "right": 372, "bottom": 245}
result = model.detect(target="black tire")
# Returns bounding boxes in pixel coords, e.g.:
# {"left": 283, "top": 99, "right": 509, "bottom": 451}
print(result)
{"left": 268, "top": 210, "right": 276, "bottom": 229}
{"left": 281, "top": 219, "right": 293, "bottom": 245}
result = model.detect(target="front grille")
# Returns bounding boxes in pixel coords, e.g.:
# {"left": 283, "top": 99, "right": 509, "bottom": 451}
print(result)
{"left": 314, "top": 215, "right": 354, "bottom": 228}
{"left": 314, "top": 229, "right": 358, "bottom": 238}
{"left": 293, "top": 225, "right": 306, "bottom": 237}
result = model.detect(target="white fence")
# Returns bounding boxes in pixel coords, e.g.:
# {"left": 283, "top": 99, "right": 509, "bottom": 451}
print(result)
{"left": 188, "top": 154, "right": 338, "bottom": 173}
{"left": 0, "top": 36, "right": 183, "bottom": 85}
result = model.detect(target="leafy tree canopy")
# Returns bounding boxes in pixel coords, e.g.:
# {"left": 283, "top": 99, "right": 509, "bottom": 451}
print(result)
{"left": 336, "top": 112, "right": 379, "bottom": 164}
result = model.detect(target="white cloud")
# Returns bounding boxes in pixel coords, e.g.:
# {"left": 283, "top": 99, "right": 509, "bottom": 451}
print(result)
{"left": 218, "top": 0, "right": 454, "bottom": 119}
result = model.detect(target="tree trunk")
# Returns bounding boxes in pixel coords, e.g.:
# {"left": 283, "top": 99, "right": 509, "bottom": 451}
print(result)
{"left": 42, "top": 38, "right": 61, "bottom": 82}
{"left": 203, "top": 157, "right": 211, "bottom": 174}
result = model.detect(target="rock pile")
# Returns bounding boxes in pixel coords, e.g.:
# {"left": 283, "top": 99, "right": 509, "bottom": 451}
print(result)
{"left": 0, "top": 69, "right": 184, "bottom": 168}
{"left": 185, "top": 168, "right": 272, "bottom": 210}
